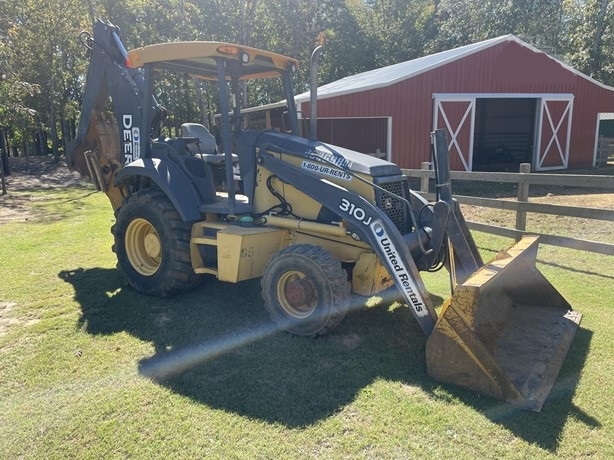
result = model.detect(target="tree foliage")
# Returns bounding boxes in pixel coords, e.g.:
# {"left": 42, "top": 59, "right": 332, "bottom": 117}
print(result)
{"left": 0, "top": 0, "right": 612, "bottom": 158}
{"left": 565, "top": 0, "right": 613, "bottom": 82}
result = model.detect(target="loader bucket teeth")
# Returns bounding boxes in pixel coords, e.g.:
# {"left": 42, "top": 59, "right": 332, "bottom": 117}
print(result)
{"left": 426, "top": 235, "right": 581, "bottom": 411}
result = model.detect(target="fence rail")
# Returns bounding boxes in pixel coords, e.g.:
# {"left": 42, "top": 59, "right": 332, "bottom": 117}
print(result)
{"left": 402, "top": 163, "right": 614, "bottom": 256}
{"left": 596, "top": 136, "right": 614, "bottom": 166}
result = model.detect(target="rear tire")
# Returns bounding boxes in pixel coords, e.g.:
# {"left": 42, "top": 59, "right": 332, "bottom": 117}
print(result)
{"left": 112, "top": 189, "right": 200, "bottom": 297}
{"left": 261, "top": 244, "right": 351, "bottom": 336}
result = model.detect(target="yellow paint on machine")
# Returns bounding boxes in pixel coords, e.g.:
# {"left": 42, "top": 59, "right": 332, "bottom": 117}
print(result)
{"left": 352, "top": 252, "right": 393, "bottom": 296}
{"left": 426, "top": 236, "right": 582, "bottom": 411}
{"left": 216, "top": 226, "right": 288, "bottom": 283}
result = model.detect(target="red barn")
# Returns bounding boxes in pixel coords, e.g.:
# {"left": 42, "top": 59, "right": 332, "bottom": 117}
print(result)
{"left": 294, "top": 35, "right": 614, "bottom": 171}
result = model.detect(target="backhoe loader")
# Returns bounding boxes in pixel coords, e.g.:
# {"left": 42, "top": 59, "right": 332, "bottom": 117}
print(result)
{"left": 68, "top": 20, "right": 581, "bottom": 411}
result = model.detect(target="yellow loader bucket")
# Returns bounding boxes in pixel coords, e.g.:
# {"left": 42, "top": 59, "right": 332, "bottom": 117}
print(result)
{"left": 426, "top": 235, "right": 581, "bottom": 411}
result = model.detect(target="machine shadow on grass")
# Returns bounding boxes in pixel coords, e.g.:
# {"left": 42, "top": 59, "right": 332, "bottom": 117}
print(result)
{"left": 59, "top": 267, "right": 594, "bottom": 449}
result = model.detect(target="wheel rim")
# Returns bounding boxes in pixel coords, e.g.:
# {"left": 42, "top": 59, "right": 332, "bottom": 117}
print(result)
{"left": 125, "top": 218, "right": 161, "bottom": 276}
{"left": 276, "top": 271, "right": 317, "bottom": 319}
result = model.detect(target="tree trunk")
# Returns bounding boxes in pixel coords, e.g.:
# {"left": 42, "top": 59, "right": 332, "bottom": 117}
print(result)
{"left": 50, "top": 108, "right": 60, "bottom": 162}
{"left": 194, "top": 79, "right": 208, "bottom": 126}
{"left": 35, "top": 128, "right": 46, "bottom": 156}
{"left": 0, "top": 128, "right": 10, "bottom": 177}
{"left": 0, "top": 128, "right": 7, "bottom": 195}
{"left": 23, "top": 140, "right": 29, "bottom": 171}
{"left": 61, "top": 116, "right": 70, "bottom": 158}
{"left": 0, "top": 158, "right": 5, "bottom": 195}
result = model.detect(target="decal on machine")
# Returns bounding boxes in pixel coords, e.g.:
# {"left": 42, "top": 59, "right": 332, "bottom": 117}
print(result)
{"left": 337, "top": 198, "right": 427, "bottom": 317}
{"left": 338, "top": 198, "right": 372, "bottom": 225}
{"left": 306, "top": 148, "right": 353, "bottom": 169}
{"left": 302, "top": 160, "right": 351, "bottom": 181}
{"left": 122, "top": 114, "right": 141, "bottom": 165}
{"left": 370, "top": 219, "right": 428, "bottom": 318}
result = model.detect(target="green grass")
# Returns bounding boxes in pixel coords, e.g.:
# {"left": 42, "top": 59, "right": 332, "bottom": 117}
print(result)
{"left": 1, "top": 187, "right": 613, "bottom": 459}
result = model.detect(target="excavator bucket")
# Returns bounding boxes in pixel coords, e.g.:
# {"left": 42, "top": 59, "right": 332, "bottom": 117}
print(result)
{"left": 426, "top": 235, "right": 581, "bottom": 411}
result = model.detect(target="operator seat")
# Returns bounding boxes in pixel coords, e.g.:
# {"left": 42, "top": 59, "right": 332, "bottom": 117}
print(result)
{"left": 181, "top": 123, "right": 239, "bottom": 165}
{"left": 181, "top": 122, "right": 219, "bottom": 158}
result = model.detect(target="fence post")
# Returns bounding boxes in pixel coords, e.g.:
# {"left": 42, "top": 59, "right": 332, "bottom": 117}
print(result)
{"left": 421, "top": 161, "right": 430, "bottom": 194}
{"left": 515, "top": 163, "right": 531, "bottom": 240}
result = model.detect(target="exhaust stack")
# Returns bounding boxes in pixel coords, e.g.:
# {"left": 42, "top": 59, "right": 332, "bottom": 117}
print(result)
{"left": 309, "top": 46, "right": 324, "bottom": 141}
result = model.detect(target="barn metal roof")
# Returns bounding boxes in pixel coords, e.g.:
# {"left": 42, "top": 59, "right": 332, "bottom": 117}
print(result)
{"left": 295, "top": 34, "right": 614, "bottom": 103}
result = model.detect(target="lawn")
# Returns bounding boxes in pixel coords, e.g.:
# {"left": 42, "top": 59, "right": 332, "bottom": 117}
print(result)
{"left": 1, "top": 183, "right": 612, "bottom": 459}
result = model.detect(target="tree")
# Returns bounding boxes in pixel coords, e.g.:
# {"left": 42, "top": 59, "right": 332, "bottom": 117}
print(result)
{"left": 0, "top": 0, "right": 611, "bottom": 172}
{"left": 347, "top": 0, "right": 438, "bottom": 67}
{"left": 432, "top": 0, "right": 569, "bottom": 54}
{"left": 565, "top": 0, "right": 614, "bottom": 84}
{"left": 0, "top": 11, "right": 41, "bottom": 162}
{"left": 1, "top": 0, "right": 91, "bottom": 160}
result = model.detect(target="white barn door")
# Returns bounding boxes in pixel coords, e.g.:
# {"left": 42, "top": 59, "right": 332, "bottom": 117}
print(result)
{"left": 535, "top": 96, "right": 573, "bottom": 171}
{"left": 433, "top": 96, "right": 476, "bottom": 171}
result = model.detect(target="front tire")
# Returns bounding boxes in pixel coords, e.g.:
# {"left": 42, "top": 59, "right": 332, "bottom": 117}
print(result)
{"left": 261, "top": 244, "right": 351, "bottom": 336}
{"left": 113, "top": 189, "right": 200, "bottom": 296}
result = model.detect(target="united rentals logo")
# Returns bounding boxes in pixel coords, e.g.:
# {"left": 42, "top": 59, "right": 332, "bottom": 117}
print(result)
{"left": 370, "top": 220, "right": 428, "bottom": 317}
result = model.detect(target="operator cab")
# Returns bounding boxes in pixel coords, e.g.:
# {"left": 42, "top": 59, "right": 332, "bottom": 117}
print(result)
{"left": 126, "top": 42, "right": 301, "bottom": 215}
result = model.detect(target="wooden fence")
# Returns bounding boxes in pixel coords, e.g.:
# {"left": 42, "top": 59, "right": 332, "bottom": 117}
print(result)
{"left": 403, "top": 163, "right": 614, "bottom": 256}
{"left": 596, "top": 136, "right": 614, "bottom": 166}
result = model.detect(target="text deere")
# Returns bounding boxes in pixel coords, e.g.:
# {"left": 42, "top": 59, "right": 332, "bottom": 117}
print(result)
{"left": 122, "top": 114, "right": 141, "bottom": 165}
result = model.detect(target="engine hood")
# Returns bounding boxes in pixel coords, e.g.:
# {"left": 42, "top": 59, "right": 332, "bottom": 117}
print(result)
{"left": 251, "top": 130, "right": 401, "bottom": 177}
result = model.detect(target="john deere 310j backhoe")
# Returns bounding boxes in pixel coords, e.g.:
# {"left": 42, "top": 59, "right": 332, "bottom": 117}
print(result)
{"left": 68, "top": 20, "right": 581, "bottom": 411}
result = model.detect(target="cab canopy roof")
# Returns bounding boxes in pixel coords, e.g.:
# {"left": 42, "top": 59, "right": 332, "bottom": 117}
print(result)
{"left": 127, "top": 42, "right": 299, "bottom": 80}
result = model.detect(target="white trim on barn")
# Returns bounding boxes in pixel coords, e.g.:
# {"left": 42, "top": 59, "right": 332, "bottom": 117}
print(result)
{"left": 386, "top": 116, "right": 392, "bottom": 162}
{"left": 534, "top": 95, "right": 573, "bottom": 171}
{"left": 593, "top": 112, "right": 614, "bottom": 167}
{"left": 432, "top": 93, "right": 574, "bottom": 100}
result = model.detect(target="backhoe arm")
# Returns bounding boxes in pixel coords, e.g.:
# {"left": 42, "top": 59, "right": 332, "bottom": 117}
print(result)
{"left": 67, "top": 20, "right": 163, "bottom": 208}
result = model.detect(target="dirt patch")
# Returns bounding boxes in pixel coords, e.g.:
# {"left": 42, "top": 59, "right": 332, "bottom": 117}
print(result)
{"left": 530, "top": 191, "right": 614, "bottom": 208}
{"left": 0, "top": 301, "right": 40, "bottom": 338}
{"left": 3, "top": 155, "right": 88, "bottom": 189}
{"left": 0, "top": 156, "right": 92, "bottom": 223}
{"left": 458, "top": 188, "right": 614, "bottom": 244}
